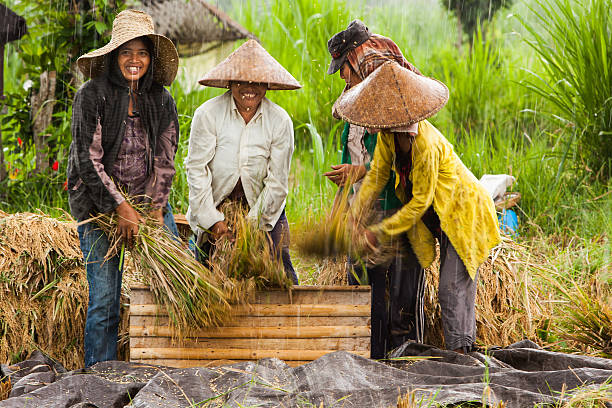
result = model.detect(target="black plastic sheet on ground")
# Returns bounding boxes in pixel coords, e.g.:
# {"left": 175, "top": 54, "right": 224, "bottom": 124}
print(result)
{"left": 1, "top": 341, "right": 611, "bottom": 407}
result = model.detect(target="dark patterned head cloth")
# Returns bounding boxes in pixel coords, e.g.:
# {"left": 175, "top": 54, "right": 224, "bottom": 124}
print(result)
{"left": 346, "top": 34, "right": 421, "bottom": 80}
{"left": 327, "top": 20, "right": 421, "bottom": 80}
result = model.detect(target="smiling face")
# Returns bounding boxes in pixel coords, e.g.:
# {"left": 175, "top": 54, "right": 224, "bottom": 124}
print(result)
{"left": 339, "top": 63, "right": 362, "bottom": 88}
{"left": 117, "top": 38, "right": 151, "bottom": 88}
{"left": 230, "top": 81, "right": 267, "bottom": 114}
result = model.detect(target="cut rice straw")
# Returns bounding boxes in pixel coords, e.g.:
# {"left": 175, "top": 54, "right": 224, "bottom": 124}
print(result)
{"left": 295, "top": 183, "right": 396, "bottom": 270}
{"left": 210, "top": 202, "right": 292, "bottom": 301}
{"left": 92, "top": 204, "right": 231, "bottom": 336}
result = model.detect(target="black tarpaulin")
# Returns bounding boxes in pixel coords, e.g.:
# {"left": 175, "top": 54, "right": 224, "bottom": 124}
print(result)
{"left": 1, "top": 342, "right": 610, "bottom": 407}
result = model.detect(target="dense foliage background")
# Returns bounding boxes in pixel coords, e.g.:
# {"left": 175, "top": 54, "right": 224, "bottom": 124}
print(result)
{"left": 2, "top": 0, "right": 610, "bottom": 240}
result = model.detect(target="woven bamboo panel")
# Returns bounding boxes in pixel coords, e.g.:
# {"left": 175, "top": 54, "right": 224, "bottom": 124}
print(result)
{"left": 129, "top": 285, "right": 371, "bottom": 367}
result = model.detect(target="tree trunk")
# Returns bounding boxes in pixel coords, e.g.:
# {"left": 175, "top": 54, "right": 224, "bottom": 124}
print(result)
{"left": 0, "top": 44, "right": 6, "bottom": 182}
{"left": 30, "top": 70, "right": 57, "bottom": 173}
{"left": 456, "top": 5, "right": 463, "bottom": 52}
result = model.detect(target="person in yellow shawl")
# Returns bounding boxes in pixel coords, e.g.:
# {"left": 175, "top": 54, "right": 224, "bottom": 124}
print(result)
{"left": 333, "top": 61, "right": 501, "bottom": 353}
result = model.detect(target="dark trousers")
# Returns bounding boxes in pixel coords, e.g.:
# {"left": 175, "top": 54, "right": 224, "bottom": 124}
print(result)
{"left": 348, "top": 235, "right": 425, "bottom": 359}
{"left": 196, "top": 209, "right": 298, "bottom": 285}
{"left": 438, "top": 231, "right": 477, "bottom": 351}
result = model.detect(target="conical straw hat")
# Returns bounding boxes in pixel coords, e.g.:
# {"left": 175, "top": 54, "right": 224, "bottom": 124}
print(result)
{"left": 332, "top": 61, "right": 449, "bottom": 128}
{"left": 77, "top": 10, "right": 179, "bottom": 86}
{"left": 198, "top": 39, "right": 302, "bottom": 90}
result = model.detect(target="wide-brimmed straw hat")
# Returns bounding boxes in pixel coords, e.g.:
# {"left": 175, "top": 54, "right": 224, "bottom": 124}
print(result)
{"left": 77, "top": 10, "right": 179, "bottom": 86}
{"left": 332, "top": 61, "right": 449, "bottom": 128}
{"left": 198, "top": 39, "right": 301, "bottom": 90}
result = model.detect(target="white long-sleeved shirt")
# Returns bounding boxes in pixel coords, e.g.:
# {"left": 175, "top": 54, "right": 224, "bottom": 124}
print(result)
{"left": 185, "top": 91, "right": 294, "bottom": 233}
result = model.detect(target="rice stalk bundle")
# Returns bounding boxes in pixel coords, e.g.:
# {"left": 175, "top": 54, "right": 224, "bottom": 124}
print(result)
{"left": 294, "top": 187, "right": 396, "bottom": 267}
{"left": 93, "top": 208, "right": 231, "bottom": 336}
{"left": 0, "top": 211, "right": 94, "bottom": 369}
{"left": 0, "top": 210, "right": 82, "bottom": 296}
{"left": 210, "top": 202, "right": 292, "bottom": 298}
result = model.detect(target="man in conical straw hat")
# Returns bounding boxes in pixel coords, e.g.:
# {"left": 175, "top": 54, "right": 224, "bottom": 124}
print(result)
{"left": 324, "top": 20, "right": 427, "bottom": 359}
{"left": 334, "top": 61, "right": 501, "bottom": 354}
{"left": 186, "top": 39, "right": 301, "bottom": 284}
{"left": 67, "top": 9, "right": 180, "bottom": 366}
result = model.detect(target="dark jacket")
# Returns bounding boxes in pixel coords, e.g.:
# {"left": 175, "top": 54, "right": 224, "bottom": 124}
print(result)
{"left": 67, "top": 57, "right": 178, "bottom": 221}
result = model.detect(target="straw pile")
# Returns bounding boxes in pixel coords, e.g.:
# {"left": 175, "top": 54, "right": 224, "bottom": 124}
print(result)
{"left": 310, "top": 233, "right": 550, "bottom": 349}
{"left": 422, "top": 236, "right": 550, "bottom": 348}
{"left": 1, "top": 212, "right": 87, "bottom": 369}
{"left": 0, "top": 211, "right": 134, "bottom": 369}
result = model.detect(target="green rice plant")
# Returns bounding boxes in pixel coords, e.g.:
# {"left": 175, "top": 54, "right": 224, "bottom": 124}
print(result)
{"left": 286, "top": 120, "right": 343, "bottom": 222}
{"left": 93, "top": 204, "right": 231, "bottom": 335}
{"left": 537, "top": 269, "right": 611, "bottom": 357}
{"left": 516, "top": 0, "right": 612, "bottom": 177}
{"left": 439, "top": 26, "right": 514, "bottom": 135}
{"left": 0, "top": 172, "right": 69, "bottom": 218}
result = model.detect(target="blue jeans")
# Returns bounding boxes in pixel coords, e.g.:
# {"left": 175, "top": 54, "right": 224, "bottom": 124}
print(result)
{"left": 78, "top": 203, "right": 178, "bottom": 367}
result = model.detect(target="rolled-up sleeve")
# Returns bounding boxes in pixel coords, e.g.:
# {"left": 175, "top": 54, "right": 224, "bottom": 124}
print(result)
{"left": 248, "top": 113, "right": 294, "bottom": 231}
{"left": 185, "top": 107, "right": 224, "bottom": 233}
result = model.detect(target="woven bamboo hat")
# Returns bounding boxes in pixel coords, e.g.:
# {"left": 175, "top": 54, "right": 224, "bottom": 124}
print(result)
{"left": 77, "top": 10, "right": 179, "bottom": 86}
{"left": 332, "top": 61, "right": 449, "bottom": 128}
{"left": 198, "top": 39, "right": 302, "bottom": 90}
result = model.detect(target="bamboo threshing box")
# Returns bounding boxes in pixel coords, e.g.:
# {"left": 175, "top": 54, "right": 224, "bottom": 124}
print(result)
{"left": 129, "top": 284, "right": 371, "bottom": 367}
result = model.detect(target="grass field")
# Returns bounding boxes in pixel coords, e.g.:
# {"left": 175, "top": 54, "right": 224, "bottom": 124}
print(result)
{"left": 1, "top": 0, "right": 610, "bottom": 364}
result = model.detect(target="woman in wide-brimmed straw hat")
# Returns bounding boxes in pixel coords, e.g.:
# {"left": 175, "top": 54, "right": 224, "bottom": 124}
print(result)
{"left": 324, "top": 20, "right": 426, "bottom": 359}
{"left": 186, "top": 39, "right": 301, "bottom": 285}
{"left": 334, "top": 61, "right": 501, "bottom": 354}
{"left": 67, "top": 9, "right": 180, "bottom": 367}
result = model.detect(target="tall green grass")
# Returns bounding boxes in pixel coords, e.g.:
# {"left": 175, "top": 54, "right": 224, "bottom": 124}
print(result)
{"left": 2, "top": 0, "right": 610, "bottom": 244}
{"left": 517, "top": 0, "right": 612, "bottom": 177}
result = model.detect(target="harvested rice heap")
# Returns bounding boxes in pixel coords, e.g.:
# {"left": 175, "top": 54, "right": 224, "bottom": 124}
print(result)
{"left": 0, "top": 211, "right": 88, "bottom": 369}
{"left": 0, "top": 211, "right": 135, "bottom": 369}
{"left": 422, "top": 237, "right": 550, "bottom": 348}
